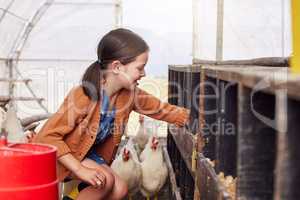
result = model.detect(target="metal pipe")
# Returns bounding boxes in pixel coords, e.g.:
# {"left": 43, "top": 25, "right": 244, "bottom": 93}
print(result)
{"left": 0, "top": 7, "right": 28, "bottom": 22}
{"left": 53, "top": 2, "right": 115, "bottom": 6}
{"left": 0, "top": 78, "right": 31, "bottom": 83}
{"left": 0, "top": 0, "right": 16, "bottom": 24}
{"left": 3, "top": 58, "right": 94, "bottom": 62}
{"left": 7, "top": 0, "right": 54, "bottom": 114}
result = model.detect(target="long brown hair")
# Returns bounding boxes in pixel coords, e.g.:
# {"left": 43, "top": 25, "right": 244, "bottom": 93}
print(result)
{"left": 81, "top": 28, "right": 149, "bottom": 101}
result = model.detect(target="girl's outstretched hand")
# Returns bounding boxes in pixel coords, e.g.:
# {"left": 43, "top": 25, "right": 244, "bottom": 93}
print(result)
{"left": 74, "top": 165, "right": 106, "bottom": 188}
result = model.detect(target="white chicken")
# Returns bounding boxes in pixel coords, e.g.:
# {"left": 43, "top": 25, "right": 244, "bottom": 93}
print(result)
{"left": 5, "top": 105, "right": 24, "bottom": 142}
{"left": 111, "top": 138, "right": 142, "bottom": 199}
{"left": 132, "top": 115, "right": 150, "bottom": 153}
{"left": 140, "top": 136, "right": 168, "bottom": 200}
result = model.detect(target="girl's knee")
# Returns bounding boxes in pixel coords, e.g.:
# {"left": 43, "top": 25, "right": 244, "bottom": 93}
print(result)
{"left": 112, "top": 177, "right": 128, "bottom": 199}
{"left": 118, "top": 181, "right": 128, "bottom": 198}
{"left": 101, "top": 169, "right": 115, "bottom": 191}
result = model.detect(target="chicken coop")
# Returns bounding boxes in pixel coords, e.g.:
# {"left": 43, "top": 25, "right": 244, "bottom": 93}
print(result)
{"left": 167, "top": 59, "right": 300, "bottom": 200}
{"left": 165, "top": 0, "right": 300, "bottom": 199}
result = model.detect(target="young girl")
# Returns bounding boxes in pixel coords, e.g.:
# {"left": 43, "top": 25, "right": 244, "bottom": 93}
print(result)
{"left": 32, "top": 28, "right": 189, "bottom": 200}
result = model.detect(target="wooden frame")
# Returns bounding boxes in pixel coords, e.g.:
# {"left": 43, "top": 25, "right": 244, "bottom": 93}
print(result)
{"left": 203, "top": 65, "right": 300, "bottom": 200}
{"left": 168, "top": 64, "right": 300, "bottom": 200}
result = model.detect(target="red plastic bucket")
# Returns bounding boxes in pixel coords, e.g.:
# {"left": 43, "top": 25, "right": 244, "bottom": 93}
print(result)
{"left": 0, "top": 143, "right": 58, "bottom": 200}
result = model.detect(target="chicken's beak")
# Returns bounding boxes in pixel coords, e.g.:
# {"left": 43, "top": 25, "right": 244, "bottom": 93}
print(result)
{"left": 139, "top": 115, "right": 144, "bottom": 123}
{"left": 151, "top": 139, "right": 159, "bottom": 150}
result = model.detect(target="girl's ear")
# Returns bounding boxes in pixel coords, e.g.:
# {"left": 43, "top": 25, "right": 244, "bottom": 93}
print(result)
{"left": 111, "top": 60, "right": 122, "bottom": 74}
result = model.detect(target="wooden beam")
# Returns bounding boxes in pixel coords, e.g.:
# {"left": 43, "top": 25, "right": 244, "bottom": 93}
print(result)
{"left": 163, "top": 147, "right": 183, "bottom": 200}
{"left": 196, "top": 154, "right": 231, "bottom": 199}
{"left": 169, "top": 125, "right": 195, "bottom": 176}
{"left": 194, "top": 57, "right": 289, "bottom": 67}
{"left": 203, "top": 66, "right": 300, "bottom": 101}
{"left": 168, "top": 64, "right": 202, "bottom": 72}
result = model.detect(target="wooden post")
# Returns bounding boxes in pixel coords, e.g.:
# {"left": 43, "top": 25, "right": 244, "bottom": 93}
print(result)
{"left": 215, "top": 80, "right": 237, "bottom": 177}
{"left": 202, "top": 74, "right": 217, "bottom": 160}
{"left": 274, "top": 89, "right": 288, "bottom": 200}
{"left": 275, "top": 94, "right": 300, "bottom": 199}
{"left": 192, "top": 0, "right": 200, "bottom": 62}
{"left": 216, "top": 0, "right": 224, "bottom": 61}
{"left": 291, "top": 0, "right": 300, "bottom": 74}
{"left": 237, "top": 85, "right": 276, "bottom": 199}
{"left": 114, "top": 0, "right": 122, "bottom": 28}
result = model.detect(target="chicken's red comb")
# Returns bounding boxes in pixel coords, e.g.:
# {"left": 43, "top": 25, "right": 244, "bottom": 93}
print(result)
{"left": 152, "top": 137, "right": 158, "bottom": 144}
{"left": 123, "top": 148, "right": 130, "bottom": 155}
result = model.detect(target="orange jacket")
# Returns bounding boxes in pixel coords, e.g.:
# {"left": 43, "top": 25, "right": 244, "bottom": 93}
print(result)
{"left": 33, "top": 86, "right": 189, "bottom": 181}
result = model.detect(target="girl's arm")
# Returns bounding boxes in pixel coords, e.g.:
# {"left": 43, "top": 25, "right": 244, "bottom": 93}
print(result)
{"left": 133, "top": 88, "right": 189, "bottom": 127}
{"left": 33, "top": 86, "right": 91, "bottom": 157}
{"left": 34, "top": 87, "right": 106, "bottom": 186}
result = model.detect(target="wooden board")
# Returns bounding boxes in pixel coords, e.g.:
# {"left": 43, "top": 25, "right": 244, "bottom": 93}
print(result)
{"left": 203, "top": 66, "right": 300, "bottom": 101}
{"left": 237, "top": 85, "right": 276, "bottom": 200}
{"left": 196, "top": 154, "right": 232, "bottom": 200}
{"left": 169, "top": 64, "right": 202, "bottom": 72}
{"left": 274, "top": 98, "right": 300, "bottom": 200}
{"left": 194, "top": 57, "right": 289, "bottom": 67}
{"left": 215, "top": 80, "right": 237, "bottom": 177}
{"left": 168, "top": 124, "right": 195, "bottom": 176}
{"left": 163, "top": 147, "right": 182, "bottom": 200}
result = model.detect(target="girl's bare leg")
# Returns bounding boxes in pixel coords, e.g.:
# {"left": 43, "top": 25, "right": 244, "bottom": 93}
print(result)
{"left": 102, "top": 165, "right": 128, "bottom": 200}
{"left": 75, "top": 159, "right": 128, "bottom": 200}
{"left": 75, "top": 159, "right": 115, "bottom": 200}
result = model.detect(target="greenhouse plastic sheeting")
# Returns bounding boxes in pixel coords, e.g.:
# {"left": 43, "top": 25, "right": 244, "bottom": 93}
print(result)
{"left": 0, "top": 0, "right": 292, "bottom": 116}
{"left": 16, "top": 61, "right": 90, "bottom": 117}
{"left": 196, "top": 0, "right": 292, "bottom": 60}
{"left": 0, "top": 13, "right": 25, "bottom": 57}
{"left": 20, "top": 4, "right": 114, "bottom": 60}
{"left": 0, "top": 0, "right": 116, "bottom": 117}
{"left": 0, "top": 0, "right": 46, "bottom": 58}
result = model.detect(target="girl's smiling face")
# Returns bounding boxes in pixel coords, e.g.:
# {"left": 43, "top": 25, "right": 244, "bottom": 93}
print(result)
{"left": 119, "top": 51, "right": 148, "bottom": 90}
